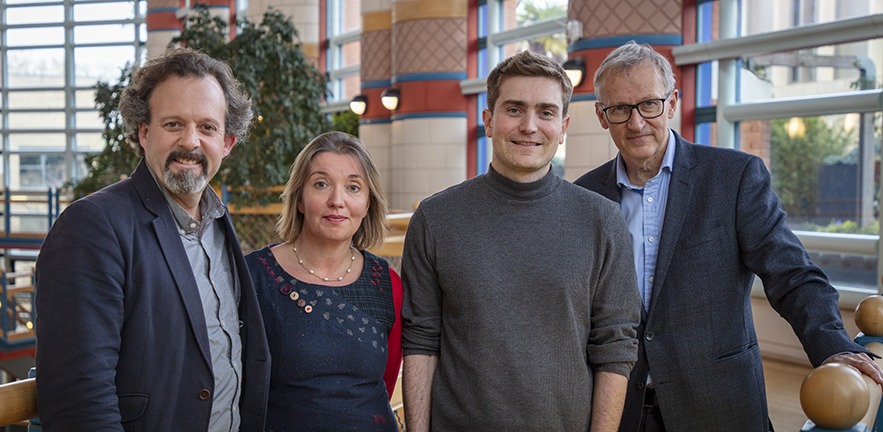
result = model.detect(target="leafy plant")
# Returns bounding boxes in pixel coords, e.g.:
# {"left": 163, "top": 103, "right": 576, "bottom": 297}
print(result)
{"left": 174, "top": 6, "right": 329, "bottom": 205}
{"left": 769, "top": 117, "right": 853, "bottom": 218}
{"left": 329, "top": 110, "right": 359, "bottom": 136}
{"left": 73, "top": 5, "right": 329, "bottom": 206}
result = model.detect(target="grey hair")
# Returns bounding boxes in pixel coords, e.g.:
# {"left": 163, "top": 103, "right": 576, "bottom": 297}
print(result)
{"left": 594, "top": 41, "right": 676, "bottom": 104}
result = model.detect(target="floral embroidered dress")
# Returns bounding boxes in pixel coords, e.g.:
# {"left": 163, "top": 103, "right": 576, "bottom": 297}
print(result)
{"left": 245, "top": 246, "right": 403, "bottom": 432}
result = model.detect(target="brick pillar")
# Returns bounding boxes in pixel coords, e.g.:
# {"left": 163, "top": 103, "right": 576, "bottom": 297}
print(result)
{"left": 386, "top": 0, "right": 469, "bottom": 209}
{"left": 145, "top": 0, "right": 180, "bottom": 58}
{"left": 247, "top": 0, "right": 320, "bottom": 65}
{"left": 358, "top": 0, "right": 394, "bottom": 206}
{"left": 146, "top": 0, "right": 234, "bottom": 59}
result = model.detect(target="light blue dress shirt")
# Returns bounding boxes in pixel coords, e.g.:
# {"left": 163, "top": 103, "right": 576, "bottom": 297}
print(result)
{"left": 616, "top": 129, "right": 677, "bottom": 312}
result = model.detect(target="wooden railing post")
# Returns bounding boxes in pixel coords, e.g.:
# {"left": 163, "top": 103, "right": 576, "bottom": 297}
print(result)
{"left": 800, "top": 295, "right": 883, "bottom": 431}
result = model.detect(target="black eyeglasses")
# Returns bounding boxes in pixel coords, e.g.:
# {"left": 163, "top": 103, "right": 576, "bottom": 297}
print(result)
{"left": 599, "top": 91, "right": 673, "bottom": 124}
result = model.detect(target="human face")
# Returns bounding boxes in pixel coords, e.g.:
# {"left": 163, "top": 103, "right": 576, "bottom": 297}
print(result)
{"left": 138, "top": 75, "right": 235, "bottom": 209}
{"left": 297, "top": 152, "right": 370, "bottom": 245}
{"left": 484, "top": 76, "right": 570, "bottom": 183}
{"left": 595, "top": 61, "right": 677, "bottom": 176}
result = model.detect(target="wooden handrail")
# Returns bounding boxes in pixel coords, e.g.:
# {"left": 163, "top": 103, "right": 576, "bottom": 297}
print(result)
{"left": 0, "top": 378, "right": 36, "bottom": 427}
{"left": 387, "top": 213, "right": 411, "bottom": 233}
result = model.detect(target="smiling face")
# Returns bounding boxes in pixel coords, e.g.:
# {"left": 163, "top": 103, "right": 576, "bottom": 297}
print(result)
{"left": 138, "top": 75, "right": 235, "bottom": 208}
{"left": 484, "top": 75, "right": 570, "bottom": 183}
{"left": 595, "top": 61, "right": 677, "bottom": 178}
{"left": 296, "top": 152, "right": 371, "bottom": 246}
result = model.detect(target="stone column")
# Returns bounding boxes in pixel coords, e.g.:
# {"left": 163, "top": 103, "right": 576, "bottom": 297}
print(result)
{"left": 247, "top": 0, "right": 320, "bottom": 65}
{"left": 358, "top": 0, "right": 394, "bottom": 206}
{"left": 387, "top": 0, "right": 468, "bottom": 210}
{"left": 145, "top": 0, "right": 181, "bottom": 58}
{"left": 145, "top": 0, "right": 234, "bottom": 59}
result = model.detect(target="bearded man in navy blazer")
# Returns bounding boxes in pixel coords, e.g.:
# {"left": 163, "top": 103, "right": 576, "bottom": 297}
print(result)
{"left": 574, "top": 41, "right": 883, "bottom": 432}
{"left": 35, "top": 48, "right": 270, "bottom": 431}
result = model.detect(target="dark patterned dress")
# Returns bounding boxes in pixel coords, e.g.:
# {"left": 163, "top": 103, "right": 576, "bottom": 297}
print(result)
{"left": 245, "top": 246, "right": 401, "bottom": 432}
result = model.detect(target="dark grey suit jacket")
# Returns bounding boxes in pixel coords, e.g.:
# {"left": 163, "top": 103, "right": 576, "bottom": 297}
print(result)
{"left": 35, "top": 161, "right": 270, "bottom": 431}
{"left": 575, "top": 131, "right": 862, "bottom": 432}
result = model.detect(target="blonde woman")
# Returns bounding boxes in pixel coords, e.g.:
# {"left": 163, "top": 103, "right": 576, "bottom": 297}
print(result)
{"left": 245, "top": 131, "right": 401, "bottom": 431}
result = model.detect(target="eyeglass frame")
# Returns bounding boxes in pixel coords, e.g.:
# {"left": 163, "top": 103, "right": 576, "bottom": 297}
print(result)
{"left": 598, "top": 90, "right": 674, "bottom": 124}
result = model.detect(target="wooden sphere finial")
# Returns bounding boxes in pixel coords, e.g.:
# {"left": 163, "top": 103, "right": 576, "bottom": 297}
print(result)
{"left": 800, "top": 362, "right": 869, "bottom": 430}
{"left": 855, "top": 295, "right": 883, "bottom": 336}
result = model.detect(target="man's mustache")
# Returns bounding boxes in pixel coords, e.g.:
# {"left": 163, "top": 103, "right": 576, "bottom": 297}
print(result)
{"left": 165, "top": 151, "right": 207, "bottom": 171}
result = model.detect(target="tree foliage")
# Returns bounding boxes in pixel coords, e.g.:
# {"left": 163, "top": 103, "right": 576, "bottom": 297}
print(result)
{"left": 175, "top": 6, "right": 329, "bottom": 205}
{"left": 74, "top": 5, "right": 329, "bottom": 206}
{"left": 329, "top": 110, "right": 360, "bottom": 136}
{"left": 769, "top": 117, "right": 853, "bottom": 218}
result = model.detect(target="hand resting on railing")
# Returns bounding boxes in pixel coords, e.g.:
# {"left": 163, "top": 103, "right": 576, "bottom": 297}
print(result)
{"left": 800, "top": 295, "right": 883, "bottom": 431}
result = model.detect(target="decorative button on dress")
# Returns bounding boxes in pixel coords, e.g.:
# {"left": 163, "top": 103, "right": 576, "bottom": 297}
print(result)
{"left": 246, "top": 246, "right": 402, "bottom": 432}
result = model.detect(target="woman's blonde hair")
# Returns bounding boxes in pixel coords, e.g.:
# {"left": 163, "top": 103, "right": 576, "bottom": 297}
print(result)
{"left": 276, "top": 131, "right": 388, "bottom": 250}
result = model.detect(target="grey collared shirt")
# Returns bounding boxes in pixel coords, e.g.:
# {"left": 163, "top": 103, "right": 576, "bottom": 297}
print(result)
{"left": 159, "top": 182, "right": 243, "bottom": 432}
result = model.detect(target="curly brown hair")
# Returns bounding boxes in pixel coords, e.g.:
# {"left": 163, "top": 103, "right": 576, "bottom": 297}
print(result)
{"left": 119, "top": 48, "right": 253, "bottom": 156}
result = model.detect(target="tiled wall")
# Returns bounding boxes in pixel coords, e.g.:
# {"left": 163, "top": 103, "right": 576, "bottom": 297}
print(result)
{"left": 390, "top": 118, "right": 466, "bottom": 210}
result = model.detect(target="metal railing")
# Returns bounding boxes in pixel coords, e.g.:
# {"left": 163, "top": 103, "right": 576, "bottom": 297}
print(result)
{"left": 0, "top": 270, "right": 35, "bottom": 348}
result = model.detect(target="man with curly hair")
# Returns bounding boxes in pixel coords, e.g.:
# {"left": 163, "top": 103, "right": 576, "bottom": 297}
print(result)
{"left": 36, "top": 48, "right": 270, "bottom": 432}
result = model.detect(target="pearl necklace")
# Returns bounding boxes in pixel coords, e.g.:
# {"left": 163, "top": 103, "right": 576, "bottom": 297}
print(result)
{"left": 292, "top": 244, "right": 356, "bottom": 282}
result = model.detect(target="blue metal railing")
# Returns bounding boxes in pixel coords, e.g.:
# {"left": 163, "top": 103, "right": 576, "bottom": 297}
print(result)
{"left": 0, "top": 188, "right": 62, "bottom": 250}
{"left": 0, "top": 270, "right": 36, "bottom": 350}
{"left": 0, "top": 188, "right": 63, "bottom": 351}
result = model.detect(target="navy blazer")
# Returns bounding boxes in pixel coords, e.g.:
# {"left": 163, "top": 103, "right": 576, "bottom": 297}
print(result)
{"left": 575, "top": 131, "right": 861, "bottom": 431}
{"left": 35, "top": 161, "right": 270, "bottom": 431}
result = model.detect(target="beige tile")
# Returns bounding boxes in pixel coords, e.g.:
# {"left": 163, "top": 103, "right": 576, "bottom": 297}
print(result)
{"left": 428, "top": 168, "right": 464, "bottom": 193}
{"left": 399, "top": 119, "right": 430, "bottom": 145}
{"left": 391, "top": 120, "right": 404, "bottom": 145}
{"left": 444, "top": 143, "right": 467, "bottom": 171}
{"left": 566, "top": 100, "right": 596, "bottom": 135}
{"left": 428, "top": 118, "right": 467, "bottom": 144}
{"left": 400, "top": 169, "right": 429, "bottom": 193}
{"left": 362, "top": 0, "right": 391, "bottom": 14}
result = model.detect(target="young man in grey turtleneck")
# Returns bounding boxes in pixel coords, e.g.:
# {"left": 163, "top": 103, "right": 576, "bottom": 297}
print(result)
{"left": 401, "top": 49, "right": 641, "bottom": 432}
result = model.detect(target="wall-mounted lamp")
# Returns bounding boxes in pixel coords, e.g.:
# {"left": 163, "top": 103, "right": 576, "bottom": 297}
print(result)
{"left": 381, "top": 88, "right": 400, "bottom": 111}
{"left": 350, "top": 94, "right": 368, "bottom": 115}
{"left": 562, "top": 57, "right": 586, "bottom": 87}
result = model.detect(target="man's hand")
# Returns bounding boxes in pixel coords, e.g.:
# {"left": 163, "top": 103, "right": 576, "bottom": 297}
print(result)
{"left": 825, "top": 352, "right": 883, "bottom": 385}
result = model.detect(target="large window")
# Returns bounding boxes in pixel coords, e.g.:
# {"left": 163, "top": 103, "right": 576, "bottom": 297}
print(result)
{"left": 326, "top": 0, "right": 360, "bottom": 105}
{"left": 1, "top": 0, "right": 145, "bottom": 190}
{"left": 682, "top": 1, "right": 883, "bottom": 295}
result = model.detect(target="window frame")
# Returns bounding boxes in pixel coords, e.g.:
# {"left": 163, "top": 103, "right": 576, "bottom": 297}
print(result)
{"left": 0, "top": 0, "right": 145, "bottom": 190}
{"left": 675, "top": 6, "right": 883, "bottom": 303}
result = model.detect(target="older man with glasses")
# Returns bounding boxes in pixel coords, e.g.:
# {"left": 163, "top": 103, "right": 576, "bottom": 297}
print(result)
{"left": 575, "top": 41, "right": 883, "bottom": 432}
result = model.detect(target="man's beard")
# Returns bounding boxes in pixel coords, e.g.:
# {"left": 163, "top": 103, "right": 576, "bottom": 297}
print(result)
{"left": 162, "top": 151, "right": 208, "bottom": 195}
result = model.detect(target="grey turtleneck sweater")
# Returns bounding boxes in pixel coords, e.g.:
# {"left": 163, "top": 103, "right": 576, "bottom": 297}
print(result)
{"left": 402, "top": 166, "right": 641, "bottom": 431}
